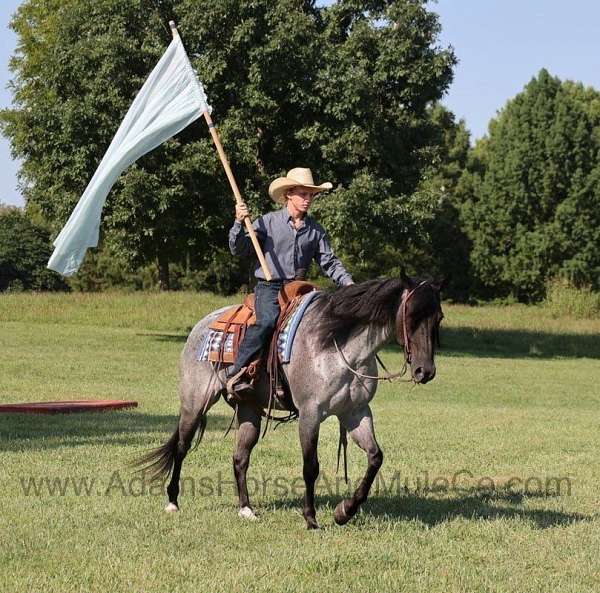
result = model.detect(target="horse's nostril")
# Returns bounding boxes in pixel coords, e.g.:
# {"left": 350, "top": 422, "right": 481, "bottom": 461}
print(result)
{"left": 414, "top": 365, "right": 436, "bottom": 384}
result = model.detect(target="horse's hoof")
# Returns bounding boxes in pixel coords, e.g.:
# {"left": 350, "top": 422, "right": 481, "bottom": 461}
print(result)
{"left": 164, "top": 502, "right": 179, "bottom": 513}
{"left": 334, "top": 500, "right": 351, "bottom": 525}
{"left": 305, "top": 518, "right": 320, "bottom": 530}
{"left": 238, "top": 506, "right": 258, "bottom": 520}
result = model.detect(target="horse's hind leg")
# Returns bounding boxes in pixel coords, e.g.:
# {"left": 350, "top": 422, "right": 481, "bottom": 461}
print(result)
{"left": 233, "top": 403, "right": 262, "bottom": 520}
{"left": 165, "top": 378, "right": 221, "bottom": 512}
{"left": 164, "top": 409, "right": 205, "bottom": 512}
{"left": 334, "top": 405, "right": 383, "bottom": 526}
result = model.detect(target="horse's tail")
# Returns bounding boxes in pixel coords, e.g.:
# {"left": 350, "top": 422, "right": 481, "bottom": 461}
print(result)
{"left": 132, "top": 414, "right": 207, "bottom": 481}
{"left": 132, "top": 427, "right": 180, "bottom": 480}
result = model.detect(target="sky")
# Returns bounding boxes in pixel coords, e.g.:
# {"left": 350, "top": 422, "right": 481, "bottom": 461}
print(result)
{"left": 2, "top": 0, "right": 600, "bottom": 207}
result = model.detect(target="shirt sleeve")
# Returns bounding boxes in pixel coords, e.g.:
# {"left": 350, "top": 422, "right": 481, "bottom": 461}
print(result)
{"left": 228, "top": 218, "right": 265, "bottom": 257}
{"left": 314, "top": 229, "right": 354, "bottom": 286}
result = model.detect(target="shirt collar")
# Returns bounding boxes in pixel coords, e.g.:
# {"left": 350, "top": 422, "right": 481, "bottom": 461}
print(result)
{"left": 281, "top": 206, "right": 311, "bottom": 228}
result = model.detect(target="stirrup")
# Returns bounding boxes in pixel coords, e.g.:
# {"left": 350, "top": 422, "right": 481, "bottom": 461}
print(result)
{"left": 226, "top": 367, "right": 254, "bottom": 402}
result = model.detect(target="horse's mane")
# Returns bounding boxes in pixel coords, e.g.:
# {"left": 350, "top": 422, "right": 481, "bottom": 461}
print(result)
{"left": 316, "top": 278, "right": 405, "bottom": 346}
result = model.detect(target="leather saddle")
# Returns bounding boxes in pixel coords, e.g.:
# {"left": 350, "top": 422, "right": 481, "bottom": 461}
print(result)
{"left": 207, "top": 280, "right": 317, "bottom": 365}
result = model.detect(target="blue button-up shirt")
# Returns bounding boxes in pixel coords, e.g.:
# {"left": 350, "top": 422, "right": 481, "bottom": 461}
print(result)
{"left": 228, "top": 207, "right": 353, "bottom": 286}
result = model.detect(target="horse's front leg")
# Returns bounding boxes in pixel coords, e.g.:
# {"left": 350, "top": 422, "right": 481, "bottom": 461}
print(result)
{"left": 334, "top": 405, "right": 383, "bottom": 525}
{"left": 298, "top": 406, "right": 321, "bottom": 529}
{"left": 233, "top": 403, "right": 261, "bottom": 520}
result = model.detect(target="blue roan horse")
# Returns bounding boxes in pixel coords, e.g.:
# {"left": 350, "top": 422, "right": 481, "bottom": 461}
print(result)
{"left": 138, "top": 275, "right": 444, "bottom": 528}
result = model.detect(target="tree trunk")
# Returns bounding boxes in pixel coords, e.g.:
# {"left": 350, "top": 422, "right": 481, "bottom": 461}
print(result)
{"left": 157, "top": 253, "right": 170, "bottom": 291}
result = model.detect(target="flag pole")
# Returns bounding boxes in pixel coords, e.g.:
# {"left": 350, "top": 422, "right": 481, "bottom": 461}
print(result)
{"left": 169, "top": 21, "right": 272, "bottom": 281}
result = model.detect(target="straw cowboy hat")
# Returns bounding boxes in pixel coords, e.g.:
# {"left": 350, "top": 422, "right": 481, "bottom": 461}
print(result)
{"left": 268, "top": 167, "right": 333, "bottom": 204}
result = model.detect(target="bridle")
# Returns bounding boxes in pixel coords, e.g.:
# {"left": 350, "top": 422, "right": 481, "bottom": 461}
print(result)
{"left": 398, "top": 280, "right": 429, "bottom": 366}
{"left": 333, "top": 280, "right": 431, "bottom": 383}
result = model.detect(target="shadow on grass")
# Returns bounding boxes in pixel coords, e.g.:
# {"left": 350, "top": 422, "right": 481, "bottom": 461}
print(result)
{"left": 269, "top": 486, "right": 590, "bottom": 529}
{"left": 137, "top": 332, "right": 189, "bottom": 343}
{"left": 0, "top": 411, "right": 232, "bottom": 452}
{"left": 381, "top": 326, "right": 600, "bottom": 360}
{"left": 361, "top": 490, "right": 589, "bottom": 528}
{"left": 142, "top": 321, "right": 600, "bottom": 359}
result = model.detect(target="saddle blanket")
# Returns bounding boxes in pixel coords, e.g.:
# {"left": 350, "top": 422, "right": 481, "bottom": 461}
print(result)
{"left": 197, "top": 290, "right": 320, "bottom": 364}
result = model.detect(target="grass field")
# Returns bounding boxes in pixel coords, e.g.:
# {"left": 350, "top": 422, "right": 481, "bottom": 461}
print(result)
{"left": 1, "top": 291, "right": 599, "bottom": 593}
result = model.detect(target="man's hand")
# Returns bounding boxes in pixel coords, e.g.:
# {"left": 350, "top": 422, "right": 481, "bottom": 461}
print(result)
{"left": 235, "top": 202, "right": 250, "bottom": 222}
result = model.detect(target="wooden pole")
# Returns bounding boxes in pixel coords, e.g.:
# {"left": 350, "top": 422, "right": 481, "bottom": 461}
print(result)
{"left": 169, "top": 21, "right": 272, "bottom": 281}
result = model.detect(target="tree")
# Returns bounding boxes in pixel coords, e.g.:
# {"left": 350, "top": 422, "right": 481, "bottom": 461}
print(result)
{"left": 461, "top": 69, "right": 600, "bottom": 300}
{"left": 0, "top": 205, "right": 66, "bottom": 291}
{"left": 1, "top": 0, "right": 216, "bottom": 290}
{"left": 1, "top": 0, "right": 455, "bottom": 288}
{"left": 410, "top": 104, "right": 473, "bottom": 299}
{"left": 307, "top": 1, "right": 457, "bottom": 277}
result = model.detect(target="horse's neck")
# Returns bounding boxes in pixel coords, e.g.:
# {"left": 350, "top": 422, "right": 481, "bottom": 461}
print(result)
{"left": 342, "top": 320, "right": 395, "bottom": 364}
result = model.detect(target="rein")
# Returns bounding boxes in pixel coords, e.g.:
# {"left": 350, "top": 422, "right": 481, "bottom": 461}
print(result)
{"left": 332, "top": 280, "right": 430, "bottom": 383}
{"left": 333, "top": 338, "right": 411, "bottom": 382}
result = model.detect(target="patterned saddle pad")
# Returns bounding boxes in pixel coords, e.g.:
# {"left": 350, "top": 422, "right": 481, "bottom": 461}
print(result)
{"left": 197, "top": 290, "right": 320, "bottom": 364}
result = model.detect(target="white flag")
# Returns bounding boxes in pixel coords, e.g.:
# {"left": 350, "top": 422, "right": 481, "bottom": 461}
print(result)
{"left": 48, "top": 36, "right": 211, "bottom": 276}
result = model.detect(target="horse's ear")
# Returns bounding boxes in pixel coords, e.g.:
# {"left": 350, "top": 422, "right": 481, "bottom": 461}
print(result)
{"left": 400, "top": 269, "right": 412, "bottom": 287}
{"left": 431, "top": 275, "right": 450, "bottom": 292}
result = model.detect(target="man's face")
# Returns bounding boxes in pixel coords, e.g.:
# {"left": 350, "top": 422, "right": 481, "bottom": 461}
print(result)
{"left": 287, "top": 186, "right": 317, "bottom": 214}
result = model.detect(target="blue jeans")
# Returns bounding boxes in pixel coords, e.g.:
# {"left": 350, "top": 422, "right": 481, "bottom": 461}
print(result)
{"left": 231, "top": 280, "right": 282, "bottom": 373}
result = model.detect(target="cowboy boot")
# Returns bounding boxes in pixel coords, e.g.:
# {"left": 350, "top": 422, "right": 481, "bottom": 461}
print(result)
{"left": 218, "top": 366, "right": 254, "bottom": 402}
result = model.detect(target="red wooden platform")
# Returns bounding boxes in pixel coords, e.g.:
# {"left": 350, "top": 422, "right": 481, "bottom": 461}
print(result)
{"left": 0, "top": 400, "right": 138, "bottom": 415}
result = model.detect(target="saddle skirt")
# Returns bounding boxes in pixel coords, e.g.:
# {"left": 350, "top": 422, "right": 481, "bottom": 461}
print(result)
{"left": 197, "top": 281, "right": 321, "bottom": 365}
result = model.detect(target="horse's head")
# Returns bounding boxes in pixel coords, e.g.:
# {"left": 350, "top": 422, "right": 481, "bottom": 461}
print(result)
{"left": 395, "top": 275, "right": 445, "bottom": 384}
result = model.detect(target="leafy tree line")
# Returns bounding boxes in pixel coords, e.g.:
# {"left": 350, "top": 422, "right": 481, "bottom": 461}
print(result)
{"left": 0, "top": 205, "right": 66, "bottom": 291}
{"left": 0, "top": 0, "right": 455, "bottom": 290}
{"left": 458, "top": 69, "right": 600, "bottom": 300}
{"left": 384, "top": 69, "right": 600, "bottom": 303}
{"left": 1, "top": 2, "right": 598, "bottom": 301}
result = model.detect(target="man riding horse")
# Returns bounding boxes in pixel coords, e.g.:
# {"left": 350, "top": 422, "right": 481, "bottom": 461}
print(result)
{"left": 137, "top": 168, "right": 445, "bottom": 528}
{"left": 221, "top": 167, "right": 354, "bottom": 397}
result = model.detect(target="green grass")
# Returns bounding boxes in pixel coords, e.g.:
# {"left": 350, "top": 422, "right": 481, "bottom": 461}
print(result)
{"left": 1, "top": 292, "right": 600, "bottom": 593}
